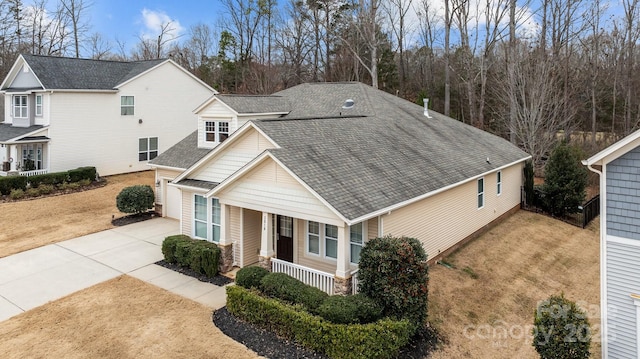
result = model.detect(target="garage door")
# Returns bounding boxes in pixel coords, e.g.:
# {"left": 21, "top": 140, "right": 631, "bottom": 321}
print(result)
{"left": 165, "top": 181, "right": 181, "bottom": 219}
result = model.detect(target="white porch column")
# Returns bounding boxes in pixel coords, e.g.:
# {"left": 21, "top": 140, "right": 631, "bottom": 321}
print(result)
{"left": 219, "top": 203, "right": 231, "bottom": 245}
{"left": 9, "top": 145, "right": 18, "bottom": 171}
{"left": 335, "top": 224, "right": 351, "bottom": 279}
{"left": 260, "top": 212, "right": 274, "bottom": 257}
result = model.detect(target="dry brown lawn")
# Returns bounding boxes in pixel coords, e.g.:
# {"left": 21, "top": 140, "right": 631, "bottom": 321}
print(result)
{"left": 0, "top": 276, "right": 259, "bottom": 359}
{"left": 428, "top": 210, "right": 600, "bottom": 358}
{"left": 0, "top": 171, "right": 154, "bottom": 258}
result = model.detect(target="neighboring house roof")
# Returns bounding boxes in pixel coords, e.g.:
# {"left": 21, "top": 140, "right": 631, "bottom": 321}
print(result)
{"left": 583, "top": 128, "right": 640, "bottom": 166}
{"left": 0, "top": 124, "right": 45, "bottom": 142}
{"left": 17, "top": 54, "right": 166, "bottom": 90}
{"left": 149, "top": 131, "right": 213, "bottom": 169}
{"left": 215, "top": 94, "right": 290, "bottom": 114}
{"left": 179, "top": 82, "right": 531, "bottom": 222}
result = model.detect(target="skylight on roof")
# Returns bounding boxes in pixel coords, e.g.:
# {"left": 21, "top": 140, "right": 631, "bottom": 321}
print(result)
{"left": 342, "top": 99, "right": 355, "bottom": 109}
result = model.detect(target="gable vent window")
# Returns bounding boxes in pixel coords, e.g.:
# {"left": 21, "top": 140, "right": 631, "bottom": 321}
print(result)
{"left": 13, "top": 95, "right": 28, "bottom": 118}
{"left": 138, "top": 137, "right": 158, "bottom": 161}
{"left": 121, "top": 96, "right": 134, "bottom": 116}
{"left": 205, "top": 121, "right": 230, "bottom": 143}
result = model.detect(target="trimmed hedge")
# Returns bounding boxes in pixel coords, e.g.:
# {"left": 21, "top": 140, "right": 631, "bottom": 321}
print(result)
{"left": 236, "top": 266, "right": 269, "bottom": 289}
{"left": 317, "top": 293, "right": 384, "bottom": 324}
{"left": 260, "top": 272, "right": 328, "bottom": 313}
{"left": 161, "top": 235, "right": 221, "bottom": 277}
{"left": 227, "top": 285, "right": 414, "bottom": 359}
{"left": 0, "top": 166, "right": 97, "bottom": 195}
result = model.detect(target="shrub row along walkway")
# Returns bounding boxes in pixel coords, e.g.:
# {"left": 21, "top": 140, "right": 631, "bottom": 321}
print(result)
{"left": 0, "top": 218, "right": 229, "bottom": 322}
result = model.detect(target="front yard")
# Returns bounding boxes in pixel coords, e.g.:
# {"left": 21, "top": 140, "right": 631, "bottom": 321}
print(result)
{"left": 0, "top": 173, "right": 600, "bottom": 358}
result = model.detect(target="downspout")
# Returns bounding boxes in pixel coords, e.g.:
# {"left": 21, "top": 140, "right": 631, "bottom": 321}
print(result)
{"left": 583, "top": 160, "right": 606, "bottom": 358}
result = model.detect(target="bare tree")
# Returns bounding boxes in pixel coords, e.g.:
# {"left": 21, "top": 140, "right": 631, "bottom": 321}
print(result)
{"left": 60, "top": 0, "right": 91, "bottom": 58}
{"left": 385, "top": 0, "right": 413, "bottom": 93}
{"left": 87, "top": 32, "right": 111, "bottom": 59}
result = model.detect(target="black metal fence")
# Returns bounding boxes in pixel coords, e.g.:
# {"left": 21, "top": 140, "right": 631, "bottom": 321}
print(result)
{"left": 521, "top": 187, "right": 600, "bottom": 228}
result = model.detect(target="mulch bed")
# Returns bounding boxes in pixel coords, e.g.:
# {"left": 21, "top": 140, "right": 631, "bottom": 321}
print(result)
{"left": 155, "top": 260, "right": 234, "bottom": 287}
{"left": 111, "top": 211, "right": 156, "bottom": 226}
{"left": 0, "top": 179, "right": 107, "bottom": 203}
{"left": 213, "top": 305, "right": 439, "bottom": 359}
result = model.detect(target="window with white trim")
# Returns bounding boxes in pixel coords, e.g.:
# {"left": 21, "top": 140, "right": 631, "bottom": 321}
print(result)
{"left": 194, "top": 195, "right": 222, "bottom": 243}
{"left": 325, "top": 224, "right": 338, "bottom": 259}
{"left": 13, "top": 95, "right": 27, "bottom": 118}
{"left": 477, "top": 177, "right": 485, "bottom": 208}
{"left": 307, "top": 221, "right": 320, "bottom": 255}
{"left": 205, "top": 121, "right": 230, "bottom": 143}
{"left": 211, "top": 198, "right": 221, "bottom": 243}
{"left": 194, "top": 195, "right": 208, "bottom": 239}
{"left": 350, "top": 222, "right": 364, "bottom": 264}
{"left": 121, "top": 96, "right": 134, "bottom": 115}
{"left": 138, "top": 137, "right": 158, "bottom": 161}
{"left": 496, "top": 170, "right": 502, "bottom": 195}
{"left": 35, "top": 94, "right": 43, "bottom": 116}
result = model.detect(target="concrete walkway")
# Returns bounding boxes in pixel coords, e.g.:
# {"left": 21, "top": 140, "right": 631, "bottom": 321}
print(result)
{"left": 0, "top": 218, "right": 229, "bottom": 323}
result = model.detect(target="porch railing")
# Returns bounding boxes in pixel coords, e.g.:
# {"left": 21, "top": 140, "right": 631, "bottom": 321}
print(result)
{"left": 19, "top": 169, "right": 48, "bottom": 177}
{"left": 271, "top": 258, "right": 335, "bottom": 295}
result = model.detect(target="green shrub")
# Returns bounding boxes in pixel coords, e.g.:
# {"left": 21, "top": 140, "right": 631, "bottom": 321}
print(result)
{"left": 9, "top": 188, "right": 25, "bottom": 200}
{"left": 358, "top": 236, "right": 429, "bottom": 326}
{"left": 542, "top": 142, "right": 587, "bottom": 216}
{"left": 161, "top": 235, "right": 190, "bottom": 263}
{"left": 116, "top": 185, "right": 154, "bottom": 214}
{"left": 227, "top": 285, "right": 414, "bottom": 359}
{"left": 26, "top": 171, "right": 70, "bottom": 188}
{"left": 37, "top": 184, "right": 55, "bottom": 195}
{"left": 25, "top": 187, "right": 40, "bottom": 197}
{"left": 260, "top": 272, "right": 329, "bottom": 313}
{"left": 0, "top": 176, "right": 28, "bottom": 195}
{"left": 236, "top": 266, "right": 270, "bottom": 289}
{"left": 67, "top": 182, "right": 81, "bottom": 189}
{"left": 161, "top": 235, "right": 220, "bottom": 277}
{"left": 317, "top": 293, "right": 384, "bottom": 324}
{"left": 78, "top": 178, "right": 92, "bottom": 187}
{"left": 68, "top": 166, "right": 96, "bottom": 183}
{"left": 533, "top": 294, "right": 591, "bottom": 359}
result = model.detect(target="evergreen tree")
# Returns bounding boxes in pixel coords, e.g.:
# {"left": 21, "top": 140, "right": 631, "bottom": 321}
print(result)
{"left": 542, "top": 142, "right": 587, "bottom": 216}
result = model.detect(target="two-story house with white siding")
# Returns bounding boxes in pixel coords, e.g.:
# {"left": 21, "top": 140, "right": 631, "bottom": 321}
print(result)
{"left": 0, "top": 54, "right": 215, "bottom": 177}
{"left": 151, "top": 82, "right": 530, "bottom": 295}
{"left": 584, "top": 130, "right": 640, "bottom": 358}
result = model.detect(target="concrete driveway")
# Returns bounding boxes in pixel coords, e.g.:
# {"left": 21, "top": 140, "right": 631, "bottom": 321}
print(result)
{"left": 0, "top": 218, "right": 228, "bottom": 322}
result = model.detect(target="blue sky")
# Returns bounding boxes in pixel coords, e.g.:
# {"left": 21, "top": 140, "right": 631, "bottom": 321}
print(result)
{"left": 88, "top": 1, "right": 224, "bottom": 48}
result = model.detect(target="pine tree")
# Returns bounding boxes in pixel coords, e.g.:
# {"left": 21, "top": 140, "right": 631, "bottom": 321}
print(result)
{"left": 542, "top": 142, "right": 587, "bottom": 216}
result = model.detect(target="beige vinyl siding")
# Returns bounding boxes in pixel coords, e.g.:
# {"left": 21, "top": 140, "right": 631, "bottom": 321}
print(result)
{"left": 295, "top": 219, "right": 336, "bottom": 274}
{"left": 218, "top": 157, "right": 342, "bottom": 226}
{"left": 181, "top": 190, "right": 193, "bottom": 236}
{"left": 367, "top": 217, "right": 378, "bottom": 239}
{"left": 197, "top": 101, "right": 237, "bottom": 149}
{"left": 155, "top": 168, "right": 182, "bottom": 203}
{"left": 230, "top": 206, "right": 241, "bottom": 266}
{"left": 382, "top": 163, "right": 522, "bottom": 261}
{"left": 192, "top": 128, "right": 275, "bottom": 183}
{"left": 242, "top": 209, "right": 261, "bottom": 266}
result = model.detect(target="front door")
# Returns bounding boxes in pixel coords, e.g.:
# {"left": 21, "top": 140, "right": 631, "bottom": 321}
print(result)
{"left": 277, "top": 215, "right": 294, "bottom": 262}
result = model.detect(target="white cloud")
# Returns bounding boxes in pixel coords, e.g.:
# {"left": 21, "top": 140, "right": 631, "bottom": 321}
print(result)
{"left": 139, "top": 8, "right": 184, "bottom": 42}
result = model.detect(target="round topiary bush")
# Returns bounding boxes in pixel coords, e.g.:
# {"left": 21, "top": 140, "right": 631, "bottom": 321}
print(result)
{"left": 533, "top": 294, "right": 591, "bottom": 359}
{"left": 236, "top": 266, "right": 270, "bottom": 289}
{"left": 358, "top": 235, "right": 429, "bottom": 326}
{"left": 317, "top": 293, "right": 384, "bottom": 324}
{"left": 116, "top": 185, "right": 154, "bottom": 214}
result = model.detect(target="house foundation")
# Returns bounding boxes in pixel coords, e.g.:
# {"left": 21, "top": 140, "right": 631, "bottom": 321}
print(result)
{"left": 218, "top": 243, "right": 234, "bottom": 272}
{"left": 333, "top": 276, "right": 352, "bottom": 295}
{"left": 258, "top": 255, "right": 272, "bottom": 271}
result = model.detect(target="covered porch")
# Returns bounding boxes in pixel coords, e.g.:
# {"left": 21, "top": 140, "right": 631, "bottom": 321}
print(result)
{"left": 0, "top": 140, "right": 49, "bottom": 176}
{"left": 221, "top": 205, "right": 376, "bottom": 295}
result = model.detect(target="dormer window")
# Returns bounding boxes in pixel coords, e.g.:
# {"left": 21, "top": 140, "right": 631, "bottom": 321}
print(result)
{"left": 205, "top": 121, "right": 229, "bottom": 143}
{"left": 13, "top": 95, "right": 28, "bottom": 118}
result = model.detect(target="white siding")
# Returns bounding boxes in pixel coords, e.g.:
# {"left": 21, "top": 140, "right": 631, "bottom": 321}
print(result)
{"left": 605, "top": 239, "right": 640, "bottom": 359}
{"left": 242, "top": 209, "right": 261, "bottom": 266}
{"left": 230, "top": 206, "right": 241, "bottom": 266}
{"left": 218, "top": 158, "right": 342, "bottom": 226}
{"left": 383, "top": 163, "right": 522, "bottom": 261}
{"left": 197, "top": 101, "right": 237, "bottom": 149}
{"left": 192, "top": 128, "right": 275, "bottom": 183}
{"left": 181, "top": 190, "right": 193, "bottom": 236}
{"left": 47, "top": 61, "right": 211, "bottom": 175}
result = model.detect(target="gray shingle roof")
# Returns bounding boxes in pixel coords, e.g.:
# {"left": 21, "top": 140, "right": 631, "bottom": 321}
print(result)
{"left": 149, "top": 131, "right": 212, "bottom": 169}
{"left": 174, "top": 179, "right": 219, "bottom": 190}
{"left": 19, "top": 54, "right": 165, "bottom": 90}
{"left": 0, "top": 124, "right": 45, "bottom": 142}
{"left": 216, "top": 94, "right": 289, "bottom": 114}
{"left": 253, "top": 82, "right": 530, "bottom": 220}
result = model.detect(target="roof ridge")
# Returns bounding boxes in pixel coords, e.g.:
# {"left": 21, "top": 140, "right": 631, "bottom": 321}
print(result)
{"left": 23, "top": 54, "right": 167, "bottom": 65}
